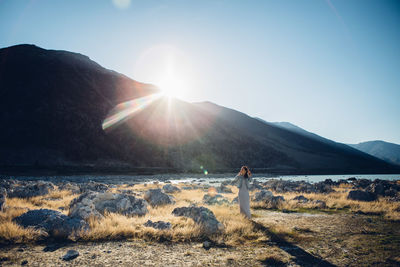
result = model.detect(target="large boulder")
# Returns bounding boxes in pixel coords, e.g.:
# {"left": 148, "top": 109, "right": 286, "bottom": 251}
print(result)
{"left": 144, "top": 189, "right": 174, "bottom": 207}
{"left": 252, "top": 190, "right": 273, "bottom": 202}
{"left": 252, "top": 190, "right": 284, "bottom": 209}
{"left": 0, "top": 188, "right": 6, "bottom": 211}
{"left": 162, "top": 184, "right": 181, "bottom": 194}
{"left": 13, "top": 209, "right": 88, "bottom": 239}
{"left": 7, "top": 181, "right": 55, "bottom": 198}
{"left": 69, "top": 192, "right": 148, "bottom": 220}
{"left": 203, "top": 194, "right": 230, "bottom": 205}
{"left": 172, "top": 206, "right": 224, "bottom": 235}
{"left": 347, "top": 190, "right": 377, "bottom": 202}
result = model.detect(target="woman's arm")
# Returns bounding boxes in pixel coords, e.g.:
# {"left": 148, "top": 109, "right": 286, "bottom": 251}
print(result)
{"left": 232, "top": 175, "right": 240, "bottom": 185}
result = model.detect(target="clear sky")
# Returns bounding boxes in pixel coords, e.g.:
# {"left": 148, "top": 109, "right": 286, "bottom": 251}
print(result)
{"left": 1, "top": 0, "right": 399, "bottom": 144}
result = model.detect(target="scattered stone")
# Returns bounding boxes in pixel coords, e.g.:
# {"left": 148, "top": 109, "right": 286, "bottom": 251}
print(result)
{"left": 347, "top": 190, "right": 377, "bottom": 202}
{"left": 162, "top": 184, "right": 181, "bottom": 194}
{"left": 43, "top": 243, "right": 66, "bottom": 252}
{"left": 144, "top": 220, "right": 171, "bottom": 230}
{"left": 217, "top": 184, "right": 232, "bottom": 194}
{"left": 0, "top": 188, "right": 6, "bottom": 211}
{"left": 143, "top": 189, "right": 174, "bottom": 207}
{"left": 7, "top": 181, "right": 54, "bottom": 198}
{"left": 231, "top": 196, "right": 238, "bottom": 204}
{"left": 79, "top": 181, "right": 108, "bottom": 193}
{"left": 312, "top": 200, "right": 327, "bottom": 209}
{"left": 293, "top": 195, "right": 309, "bottom": 203}
{"left": 172, "top": 206, "right": 224, "bottom": 235}
{"left": 13, "top": 209, "right": 88, "bottom": 239}
{"left": 203, "top": 194, "right": 230, "bottom": 205}
{"left": 182, "top": 186, "right": 193, "bottom": 190}
{"left": 61, "top": 250, "right": 79, "bottom": 261}
{"left": 252, "top": 190, "right": 274, "bottom": 202}
{"left": 58, "top": 182, "right": 80, "bottom": 194}
{"left": 203, "top": 241, "right": 211, "bottom": 250}
{"left": 69, "top": 192, "right": 148, "bottom": 220}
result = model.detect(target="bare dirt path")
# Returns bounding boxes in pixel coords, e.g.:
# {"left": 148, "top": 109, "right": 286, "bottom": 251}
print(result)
{"left": 1, "top": 210, "right": 399, "bottom": 266}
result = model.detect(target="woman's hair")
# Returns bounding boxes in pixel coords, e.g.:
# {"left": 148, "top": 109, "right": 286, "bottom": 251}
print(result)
{"left": 239, "top": 166, "right": 252, "bottom": 178}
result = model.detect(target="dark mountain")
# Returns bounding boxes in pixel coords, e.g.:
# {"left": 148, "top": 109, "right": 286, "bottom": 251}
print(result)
{"left": 254, "top": 119, "right": 331, "bottom": 144}
{"left": 349, "top": 141, "right": 400, "bottom": 166}
{"left": 0, "top": 44, "right": 398, "bottom": 174}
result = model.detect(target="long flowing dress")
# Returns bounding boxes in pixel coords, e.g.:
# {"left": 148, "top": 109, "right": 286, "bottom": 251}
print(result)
{"left": 233, "top": 175, "right": 251, "bottom": 218}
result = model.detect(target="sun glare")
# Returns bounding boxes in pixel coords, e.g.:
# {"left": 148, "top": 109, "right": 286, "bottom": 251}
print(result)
{"left": 134, "top": 44, "right": 194, "bottom": 101}
{"left": 157, "top": 76, "right": 185, "bottom": 98}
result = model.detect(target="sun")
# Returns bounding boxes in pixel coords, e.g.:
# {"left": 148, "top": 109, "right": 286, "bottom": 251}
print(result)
{"left": 157, "top": 76, "right": 184, "bottom": 98}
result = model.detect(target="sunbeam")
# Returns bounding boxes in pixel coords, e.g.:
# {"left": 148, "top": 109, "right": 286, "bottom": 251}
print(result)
{"left": 102, "top": 93, "right": 162, "bottom": 130}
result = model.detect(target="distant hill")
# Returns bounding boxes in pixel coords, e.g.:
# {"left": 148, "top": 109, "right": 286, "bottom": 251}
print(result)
{"left": 0, "top": 44, "right": 398, "bottom": 174}
{"left": 349, "top": 141, "right": 400, "bottom": 166}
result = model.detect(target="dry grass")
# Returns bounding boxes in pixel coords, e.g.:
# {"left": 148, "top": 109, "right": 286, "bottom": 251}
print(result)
{"left": 1, "top": 182, "right": 399, "bottom": 245}
{"left": 250, "top": 186, "right": 400, "bottom": 220}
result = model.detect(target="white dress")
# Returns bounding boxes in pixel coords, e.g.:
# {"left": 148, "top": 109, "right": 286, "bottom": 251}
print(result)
{"left": 233, "top": 175, "right": 251, "bottom": 218}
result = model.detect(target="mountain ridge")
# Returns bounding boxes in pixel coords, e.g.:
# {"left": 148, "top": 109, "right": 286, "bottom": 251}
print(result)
{"left": 0, "top": 44, "right": 398, "bottom": 174}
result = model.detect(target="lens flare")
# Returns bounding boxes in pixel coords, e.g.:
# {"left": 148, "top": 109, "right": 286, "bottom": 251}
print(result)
{"left": 112, "top": 0, "right": 131, "bottom": 9}
{"left": 208, "top": 187, "right": 217, "bottom": 196}
{"left": 102, "top": 93, "right": 162, "bottom": 130}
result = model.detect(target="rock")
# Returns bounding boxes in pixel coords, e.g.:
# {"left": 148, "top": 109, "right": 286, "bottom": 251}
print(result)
{"left": 293, "top": 195, "right": 309, "bottom": 203}
{"left": 347, "top": 190, "right": 377, "bottom": 202}
{"left": 144, "top": 220, "right": 171, "bottom": 230}
{"left": 58, "top": 183, "right": 80, "bottom": 194}
{"left": 61, "top": 250, "right": 79, "bottom": 261}
{"left": 217, "top": 185, "right": 233, "bottom": 194}
{"left": 353, "top": 179, "right": 372, "bottom": 189}
{"left": 347, "top": 177, "right": 357, "bottom": 182}
{"left": 144, "top": 189, "right": 174, "bottom": 207}
{"left": 69, "top": 192, "right": 148, "bottom": 220}
{"left": 203, "top": 241, "right": 211, "bottom": 250}
{"left": 172, "top": 206, "right": 224, "bottom": 235}
{"left": 79, "top": 181, "right": 108, "bottom": 193}
{"left": 7, "top": 181, "right": 54, "bottom": 198}
{"left": 312, "top": 200, "right": 326, "bottom": 209}
{"left": 21, "top": 260, "right": 28, "bottom": 265}
{"left": 384, "top": 189, "right": 397, "bottom": 197}
{"left": 162, "top": 184, "right": 181, "bottom": 194}
{"left": 203, "top": 194, "right": 230, "bottom": 205}
{"left": 267, "top": 196, "right": 285, "bottom": 209}
{"left": 323, "top": 179, "right": 335, "bottom": 185}
{"left": 231, "top": 196, "right": 238, "bottom": 204}
{"left": 0, "top": 188, "right": 6, "bottom": 211}
{"left": 252, "top": 190, "right": 274, "bottom": 202}
{"left": 13, "top": 209, "right": 88, "bottom": 239}
{"left": 182, "top": 186, "right": 193, "bottom": 190}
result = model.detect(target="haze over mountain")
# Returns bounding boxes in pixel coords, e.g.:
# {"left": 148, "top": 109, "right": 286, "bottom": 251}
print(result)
{"left": 349, "top": 141, "right": 400, "bottom": 166}
{"left": 0, "top": 44, "right": 398, "bottom": 174}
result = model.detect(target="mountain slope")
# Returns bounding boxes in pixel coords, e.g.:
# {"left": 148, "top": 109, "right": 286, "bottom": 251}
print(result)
{"left": 0, "top": 44, "right": 398, "bottom": 174}
{"left": 349, "top": 141, "right": 400, "bottom": 166}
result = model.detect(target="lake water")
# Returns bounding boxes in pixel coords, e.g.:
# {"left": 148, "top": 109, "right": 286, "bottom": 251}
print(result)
{"left": 5, "top": 173, "right": 398, "bottom": 184}
{"left": 168, "top": 174, "right": 400, "bottom": 185}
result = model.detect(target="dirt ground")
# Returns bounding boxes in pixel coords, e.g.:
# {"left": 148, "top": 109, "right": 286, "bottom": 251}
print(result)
{"left": 1, "top": 210, "right": 399, "bottom": 267}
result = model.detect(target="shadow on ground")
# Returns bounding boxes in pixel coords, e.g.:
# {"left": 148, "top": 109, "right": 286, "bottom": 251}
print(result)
{"left": 251, "top": 220, "right": 336, "bottom": 267}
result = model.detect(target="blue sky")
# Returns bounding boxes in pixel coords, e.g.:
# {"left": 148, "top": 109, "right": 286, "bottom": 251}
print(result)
{"left": 1, "top": 0, "right": 399, "bottom": 144}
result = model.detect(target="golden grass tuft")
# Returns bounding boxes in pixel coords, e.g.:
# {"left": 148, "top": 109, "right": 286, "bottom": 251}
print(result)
{"left": 0, "top": 221, "right": 43, "bottom": 243}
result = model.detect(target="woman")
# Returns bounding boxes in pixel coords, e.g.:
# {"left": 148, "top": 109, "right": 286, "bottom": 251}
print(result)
{"left": 233, "top": 166, "right": 252, "bottom": 219}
